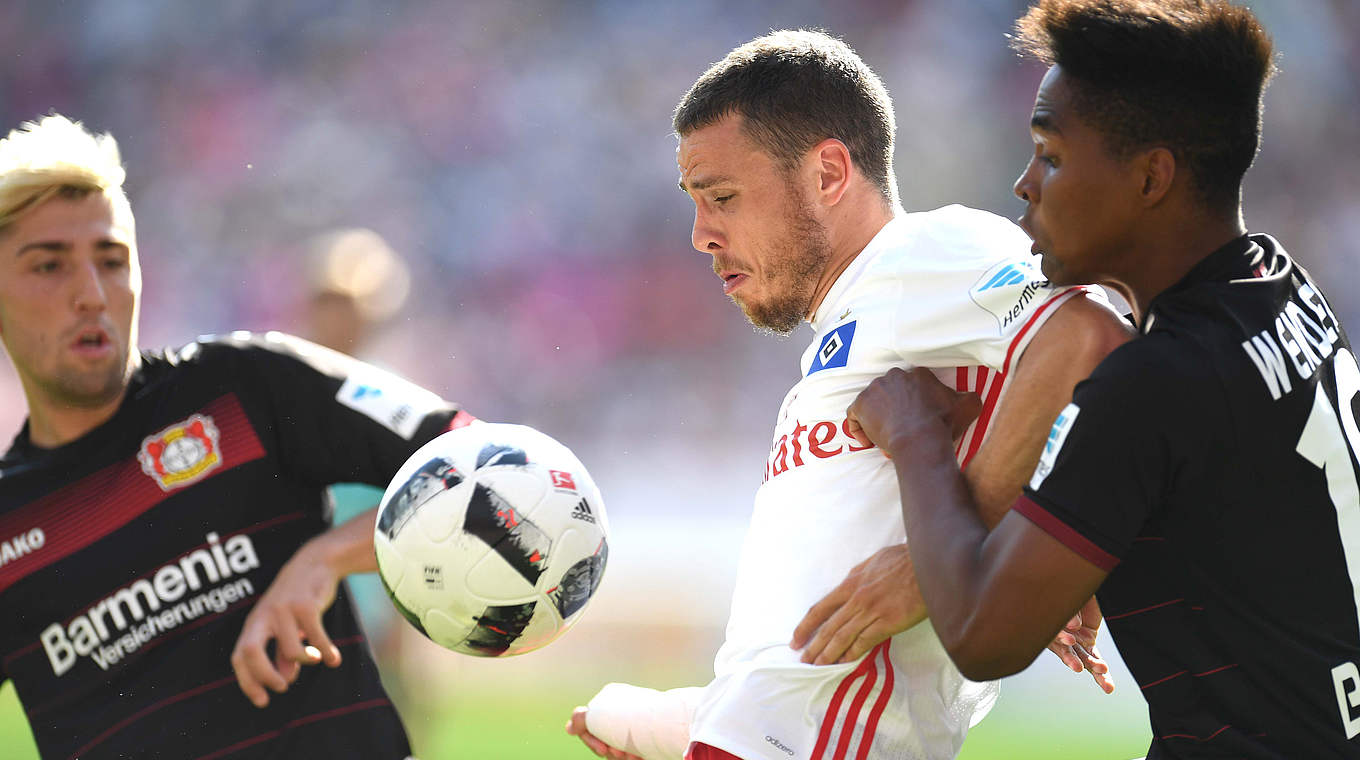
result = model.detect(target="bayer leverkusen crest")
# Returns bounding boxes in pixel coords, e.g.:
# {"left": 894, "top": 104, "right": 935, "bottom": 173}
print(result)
{"left": 138, "top": 414, "right": 223, "bottom": 491}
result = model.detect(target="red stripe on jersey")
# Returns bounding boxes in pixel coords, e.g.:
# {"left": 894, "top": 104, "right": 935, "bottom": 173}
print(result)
{"left": 953, "top": 368, "right": 970, "bottom": 460}
{"left": 1135, "top": 663, "right": 1242, "bottom": 693}
{"left": 1139, "top": 669, "right": 1187, "bottom": 690}
{"left": 961, "top": 367, "right": 1006, "bottom": 469}
{"left": 1012, "top": 495, "right": 1119, "bottom": 571}
{"left": 0, "top": 394, "right": 265, "bottom": 595}
{"left": 975, "top": 367, "right": 991, "bottom": 398}
{"left": 1105, "top": 598, "right": 1184, "bottom": 621}
{"left": 1000, "top": 287, "right": 1086, "bottom": 377}
{"left": 854, "top": 642, "right": 894, "bottom": 760}
{"left": 812, "top": 651, "right": 876, "bottom": 759}
{"left": 64, "top": 676, "right": 237, "bottom": 760}
{"left": 686, "top": 744, "right": 746, "bottom": 760}
{"left": 189, "top": 698, "right": 392, "bottom": 760}
{"left": 1158, "top": 724, "right": 1232, "bottom": 742}
{"left": 832, "top": 650, "right": 879, "bottom": 760}
{"left": 60, "top": 635, "right": 374, "bottom": 758}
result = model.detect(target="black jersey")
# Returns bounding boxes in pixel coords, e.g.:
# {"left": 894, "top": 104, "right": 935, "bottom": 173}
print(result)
{"left": 0, "top": 333, "right": 466, "bottom": 759}
{"left": 1017, "top": 235, "right": 1360, "bottom": 758}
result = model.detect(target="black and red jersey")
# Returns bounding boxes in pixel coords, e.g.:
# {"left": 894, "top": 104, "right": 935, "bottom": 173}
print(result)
{"left": 1018, "top": 235, "right": 1360, "bottom": 758}
{"left": 0, "top": 332, "right": 465, "bottom": 760}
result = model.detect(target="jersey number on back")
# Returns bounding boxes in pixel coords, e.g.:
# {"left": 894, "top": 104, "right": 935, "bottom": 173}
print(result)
{"left": 1295, "top": 348, "right": 1360, "bottom": 739}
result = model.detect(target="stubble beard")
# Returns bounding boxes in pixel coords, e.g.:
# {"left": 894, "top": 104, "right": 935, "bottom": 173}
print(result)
{"left": 734, "top": 196, "right": 832, "bottom": 337}
{"left": 43, "top": 351, "right": 132, "bottom": 411}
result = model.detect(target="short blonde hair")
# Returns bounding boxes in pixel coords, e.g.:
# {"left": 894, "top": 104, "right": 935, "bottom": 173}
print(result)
{"left": 0, "top": 114, "right": 129, "bottom": 232}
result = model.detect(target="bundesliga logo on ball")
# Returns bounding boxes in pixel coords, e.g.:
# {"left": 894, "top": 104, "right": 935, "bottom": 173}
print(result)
{"left": 374, "top": 422, "right": 609, "bottom": 657}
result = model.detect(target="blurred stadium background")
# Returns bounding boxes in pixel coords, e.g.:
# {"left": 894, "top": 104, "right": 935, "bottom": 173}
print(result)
{"left": 0, "top": 0, "right": 1356, "bottom": 758}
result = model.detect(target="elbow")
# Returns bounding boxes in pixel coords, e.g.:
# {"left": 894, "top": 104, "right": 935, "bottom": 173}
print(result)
{"left": 940, "top": 616, "right": 1035, "bottom": 683}
{"left": 1082, "top": 297, "right": 1137, "bottom": 357}
{"left": 950, "top": 647, "right": 1028, "bottom": 683}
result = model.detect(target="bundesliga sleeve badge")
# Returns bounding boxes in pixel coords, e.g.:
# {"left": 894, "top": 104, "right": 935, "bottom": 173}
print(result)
{"left": 138, "top": 414, "right": 224, "bottom": 491}
{"left": 969, "top": 258, "right": 1048, "bottom": 335}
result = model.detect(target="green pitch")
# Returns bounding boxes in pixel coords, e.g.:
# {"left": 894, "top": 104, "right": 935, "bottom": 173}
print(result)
{"left": 0, "top": 660, "right": 1150, "bottom": 759}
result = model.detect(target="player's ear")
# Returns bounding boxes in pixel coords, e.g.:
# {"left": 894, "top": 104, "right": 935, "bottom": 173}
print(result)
{"left": 810, "top": 138, "right": 853, "bottom": 208}
{"left": 1137, "top": 146, "right": 1176, "bottom": 207}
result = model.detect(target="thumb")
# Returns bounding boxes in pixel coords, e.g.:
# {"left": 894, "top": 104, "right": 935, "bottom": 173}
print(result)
{"left": 948, "top": 391, "right": 983, "bottom": 441}
{"left": 843, "top": 416, "right": 881, "bottom": 455}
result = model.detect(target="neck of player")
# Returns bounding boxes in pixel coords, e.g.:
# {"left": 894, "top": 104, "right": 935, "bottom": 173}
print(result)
{"left": 24, "top": 383, "right": 130, "bottom": 450}
{"left": 805, "top": 197, "right": 896, "bottom": 322}
{"left": 1106, "top": 203, "right": 1247, "bottom": 326}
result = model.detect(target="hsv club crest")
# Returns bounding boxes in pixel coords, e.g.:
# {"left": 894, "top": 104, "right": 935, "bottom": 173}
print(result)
{"left": 138, "top": 414, "right": 223, "bottom": 491}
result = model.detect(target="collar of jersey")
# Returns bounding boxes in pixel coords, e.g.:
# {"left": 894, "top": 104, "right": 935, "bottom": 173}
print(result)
{"left": 1142, "top": 233, "right": 1272, "bottom": 332}
{"left": 810, "top": 213, "right": 908, "bottom": 331}
{"left": 4, "top": 353, "right": 157, "bottom": 464}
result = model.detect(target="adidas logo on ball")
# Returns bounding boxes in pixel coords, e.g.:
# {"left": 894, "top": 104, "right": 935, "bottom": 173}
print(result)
{"left": 570, "top": 499, "right": 596, "bottom": 524}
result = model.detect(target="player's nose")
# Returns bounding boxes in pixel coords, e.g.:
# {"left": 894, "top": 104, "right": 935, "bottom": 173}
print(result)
{"left": 691, "top": 209, "right": 725, "bottom": 255}
{"left": 71, "top": 259, "right": 108, "bottom": 312}
{"left": 1013, "top": 160, "right": 1038, "bottom": 204}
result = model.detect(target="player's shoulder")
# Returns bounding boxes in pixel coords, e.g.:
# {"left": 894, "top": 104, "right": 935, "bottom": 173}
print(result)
{"left": 145, "top": 331, "right": 358, "bottom": 403}
{"left": 914, "top": 203, "right": 1028, "bottom": 241}
{"left": 890, "top": 203, "right": 1029, "bottom": 255}
{"left": 866, "top": 204, "right": 1034, "bottom": 277}
{"left": 1082, "top": 329, "right": 1220, "bottom": 409}
{"left": 171, "top": 330, "right": 340, "bottom": 372}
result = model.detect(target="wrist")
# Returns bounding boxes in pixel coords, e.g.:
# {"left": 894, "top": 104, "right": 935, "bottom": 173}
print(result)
{"left": 882, "top": 416, "right": 953, "bottom": 463}
{"left": 303, "top": 521, "right": 378, "bottom": 577}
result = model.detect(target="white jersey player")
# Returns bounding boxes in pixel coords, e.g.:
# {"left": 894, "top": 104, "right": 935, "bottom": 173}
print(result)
{"left": 692, "top": 205, "right": 1089, "bottom": 759}
{"left": 580, "top": 206, "right": 1120, "bottom": 760}
{"left": 570, "top": 29, "right": 1131, "bottom": 760}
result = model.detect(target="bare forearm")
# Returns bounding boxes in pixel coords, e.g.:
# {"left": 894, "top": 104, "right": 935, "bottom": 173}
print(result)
{"left": 887, "top": 426, "right": 992, "bottom": 657}
{"left": 889, "top": 426, "right": 1073, "bottom": 679}
{"left": 305, "top": 506, "right": 380, "bottom": 577}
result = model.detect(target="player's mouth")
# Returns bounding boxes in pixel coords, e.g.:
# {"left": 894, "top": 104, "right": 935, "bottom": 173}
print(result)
{"left": 721, "top": 272, "right": 749, "bottom": 296}
{"left": 1017, "top": 214, "right": 1043, "bottom": 255}
{"left": 69, "top": 326, "right": 114, "bottom": 359}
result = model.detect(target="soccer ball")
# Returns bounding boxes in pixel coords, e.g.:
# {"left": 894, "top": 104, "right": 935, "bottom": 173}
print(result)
{"left": 373, "top": 422, "right": 609, "bottom": 657}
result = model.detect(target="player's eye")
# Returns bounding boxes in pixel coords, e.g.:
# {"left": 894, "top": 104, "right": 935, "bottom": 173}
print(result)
{"left": 713, "top": 194, "right": 734, "bottom": 204}
{"left": 32, "top": 259, "right": 60, "bottom": 274}
{"left": 1038, "top": 153, "right": 1059, "bottom": 168}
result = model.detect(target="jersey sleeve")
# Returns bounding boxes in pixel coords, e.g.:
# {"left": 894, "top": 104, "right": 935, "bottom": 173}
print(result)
{"left": 204, "top": 332, "right": 470, "bottom": 490}
{"left": 1014, "top": 340, "right": 1208, "bottom": 569}
{"left": 888, "top": 205, "right": 1100, "bottom": 373}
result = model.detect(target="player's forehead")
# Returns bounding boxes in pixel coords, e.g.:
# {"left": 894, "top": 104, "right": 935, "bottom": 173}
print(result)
{"left": 2, "top": 192, "right": 135, "bottom": 248}
{"left": 1029, "top": 65, "right": 1074, "bottom": 138}
{"left": 676, "top": 114, "right": 767, "bottom": 191}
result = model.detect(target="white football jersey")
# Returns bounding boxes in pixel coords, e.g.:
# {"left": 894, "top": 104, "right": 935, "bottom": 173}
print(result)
{"left": 689, "top": 205, "right": 1095, "bottom": 760}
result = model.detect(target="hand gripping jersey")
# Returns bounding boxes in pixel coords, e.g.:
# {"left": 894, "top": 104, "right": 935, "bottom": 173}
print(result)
{"left": 1017, "top": 235, "right": 1360, "bottom": 759}
{"left": 0, "top": 332, "right": 466, "bottom": 760}
{"left": 689, "top": 206, "right": 1093, "bottom": 760}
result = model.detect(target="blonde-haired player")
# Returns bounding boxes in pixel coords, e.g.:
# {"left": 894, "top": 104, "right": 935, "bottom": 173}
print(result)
{"left": 0, "top": 114, "right": 130, "bottom": 223}
{"left": 0, "top": 113, "right": 470, "bottom": 760}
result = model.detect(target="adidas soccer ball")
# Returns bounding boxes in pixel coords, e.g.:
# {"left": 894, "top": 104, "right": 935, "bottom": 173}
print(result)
{"left": 373, "top": 422, "right": 608, "bottom": 657}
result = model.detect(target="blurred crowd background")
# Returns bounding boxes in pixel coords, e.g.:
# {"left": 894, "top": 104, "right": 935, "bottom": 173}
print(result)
{"left": 0, "top": 1, "right": 1356, "bottom": 758}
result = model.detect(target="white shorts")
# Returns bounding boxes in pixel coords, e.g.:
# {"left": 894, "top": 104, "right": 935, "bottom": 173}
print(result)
{"left": 690, "top": 626, "right": 998, "bottom": 760}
